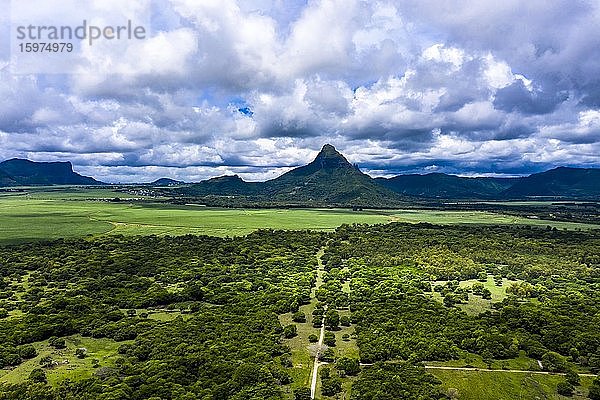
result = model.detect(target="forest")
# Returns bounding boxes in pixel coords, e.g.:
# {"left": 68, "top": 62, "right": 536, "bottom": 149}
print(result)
{"left": 0, "top": 223, "right": 599, "bottom": 399}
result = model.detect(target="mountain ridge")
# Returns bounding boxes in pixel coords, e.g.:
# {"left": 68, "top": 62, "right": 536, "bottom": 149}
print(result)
{"left": 0, "top": 158, "right": 104, "bottom": 187}
{"left": 375, "top": 173, "right": 516, "bottom": 199}
{"left": 2, "top": 148, "right": 600, "bottom": 201}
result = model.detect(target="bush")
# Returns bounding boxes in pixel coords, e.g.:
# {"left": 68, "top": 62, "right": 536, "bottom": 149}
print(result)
{"left": 292, "top": 311, "right": 306, "bottom": 323}
{"left": 283, "top": 324, "right": 298, "bottom": 339}
{"left": 336, "top": 357, "right": 360, "bottom": 376}
{"left": 589, "top": 378, "right": 600, "bottom": 400}
{"left": 18, "top": 344, "right": 37, "bottom": 359}
{"left": 556, "top": 381, "right": 573, "bottom": 396}
{"left": 323, "top": 331, "right": 336, "bottom": 347}
{"left": 49, "top": 336, "right": 66, "bottom": 349}
{"left": 29, "top": 368, "right": 47, "bottom": 383}
{"left": 565, "top": 370, "right": 580, "bottom": 386}
{"left": 542, "top": 351, "right": 567, "bottom": 372}
{"left": 294, "top": 387, "right": 311, "bottom": 400}
{"left": 75, "top": 348, "right": 87, "bottom": 359}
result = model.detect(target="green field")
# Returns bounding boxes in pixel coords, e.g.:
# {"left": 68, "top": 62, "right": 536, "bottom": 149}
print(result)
{"left": 1, "top": 190, "right": 599, "bottom": 243}
{"left": 0, "top": 335, "right": 128, "bottom": 386}
{"left": 432, "top": 276, "right": 514, "bottom": 315}
{"left": 430, "top": 369, "right": 595, "bottom": 400}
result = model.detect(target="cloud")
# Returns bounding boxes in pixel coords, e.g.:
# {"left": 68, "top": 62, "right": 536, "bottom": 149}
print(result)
{"left": 1, "top": 0, "right": 599, "bottom": 180}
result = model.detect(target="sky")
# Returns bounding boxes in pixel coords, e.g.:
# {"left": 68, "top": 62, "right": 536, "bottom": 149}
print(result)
{"left": 1, "top": 0, "right": 600, "bottom": 183}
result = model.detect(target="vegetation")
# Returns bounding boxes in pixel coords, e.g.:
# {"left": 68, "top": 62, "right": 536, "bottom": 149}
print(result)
{"left": 0, "top": 218, "right": 599, "bottom": 399}
{"left": 2, "top": 195, "right": 597, "bottom": 245}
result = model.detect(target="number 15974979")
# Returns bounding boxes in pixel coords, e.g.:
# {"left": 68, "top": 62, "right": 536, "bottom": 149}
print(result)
{"left": 18, "top": 42, "right": 73, "bottom": 52}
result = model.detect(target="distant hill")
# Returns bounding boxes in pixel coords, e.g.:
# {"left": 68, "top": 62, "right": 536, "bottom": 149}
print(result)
{"left": 0, "top": 169, "right": 17, "bottom": 186}
{"left": 150, "top": 178, "right": 185, "bottom": 186}
{"left": 184, "top": 175, "right": 260, "bottom": 196}
{"left": 376, "top": 173, "right": 516, "bottom": 199}
{"left": 500, "top": 167, "right": 600, "bottom": 198}
{"left": 180, "top": 146, "right": 600, "bottom": 204}
{"left": 3, "top": 151, "right": 599, "bottom": 202}
{"left": 181, "top": 144, "right": 403, "bottom": 206}
{"left": 0, "top": 159, "right": 104, "bottom": 186}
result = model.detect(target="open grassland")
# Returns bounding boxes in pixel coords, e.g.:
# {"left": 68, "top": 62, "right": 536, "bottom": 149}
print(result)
{"left": 1, "top": 186, "right": 158, "bottom": 200}
{"left": 432, "top": 275, "right": 514, "bottom": 315}
{"left": 430, "top": 369, "right": 595, "bottom": 400}
{"left": 0, "top": 335, "right": 128, "bottom": 386}
{"left": 427, "top": 350, "right": 543, "bottom": 371}
{"left": 1, "top": 192, "right": 599, "bottom": 243}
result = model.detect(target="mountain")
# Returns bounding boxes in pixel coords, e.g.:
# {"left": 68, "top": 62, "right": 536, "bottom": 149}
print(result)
{"left": 261, "top": 144, "right": 400, "bottom": 204}
{"left": 500, "top": 167, "right": 600, "bottom": 198}
{"left": 180, "top": 146, "right": 600, "bottom": 204}
{"left": 150, "top": 178, "right": 185, "bottom": 186}
{"left": 0, "top": 169, "right": 17, "bottom": 186}
{"left": 185, "top": 175, "right": 260, "bottom": 196}
{"left": 181, "top": 144, "right": 403, "bottom": 206}
{"left": 376, "top": 173, "right": 516, "bottom": 199}
{"left": 5, "top": 150, "right": 597, "bottom": 202}
{"left": 0, "top": 159, "right": 104, "bottom": 186}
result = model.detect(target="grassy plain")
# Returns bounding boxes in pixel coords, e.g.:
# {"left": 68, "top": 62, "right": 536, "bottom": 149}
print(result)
{"left": 1, "top": 188, "right": 599, "bottom": 244}
{"left": 0, "top": 335, "right": 128, "bottom": 385}
{"left": 431, "top": 275, "right": 513, "bottom": 315}
{"left": 430, "top": 369, "right": 595, "bottom": 400}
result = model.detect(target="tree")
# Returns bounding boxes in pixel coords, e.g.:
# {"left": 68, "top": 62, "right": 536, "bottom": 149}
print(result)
{"left": 589, "top": 354, "right": 600, "bottom": 373}
{"left": 292, "top": 311, "right": 306, "bottom": 323}
{"left": 542, "top": 351, "right": 567, "bottom": 372}
{"left": 49, "top": 336, "right": 66, "bottom": 349}
{"left": 481, "top": 350, "right": 493, "bottom": 369}
{"left": 324, "top": 331, "right": 336, "bottom": 347}
{"left": 325, "top": 309, "right": 340, "bottom": 330}
{"left": 75, "top": 348, "right": 87, "bottom": 359}
{"left": 18, "top": 344, "right": 37, "bottom": 359}
{"left": 39, "top": 355, "right": 53, "bottom": 368}
{"left": 320, "top": 367, "right": 342, "bottom": 396}
{"left": 472, "top": 282, "right": 484, "bottom": 295}
{"left": 319, "top": 348, "right": 335, "bottom": 363}
{"left": 589, "top": 379, "right": 600, "bottom": 400}
{"left": 336, "top": 357, "right": 360, "bottom": 376}
{"left": 283, "top": 324, "right": 298, "bottom": 339}
{"left": 340, "top": 315, "right": 351, "bottom": 326}
{"left": 308, "top": 334, "right": 318, "bottom": 343}
{"left": 556, "top": 381, "right": 573, "bottom": 396}
{"left": 29, "top": 368, "right": 47, "bottom": 383}
{"left": 481, "top": 288, "right": 492, "bottom": 300}
{"left": 565, "top": 370, "right": 580, "bottom": 386}
{"left": 507, "top": 282, "right": 536, "bottom": 299}
{"left": 294, "top": 387, "right": 311, "bottom": 400}
{"left": 443, "top": 294, "right": 454, "bottom": 307}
